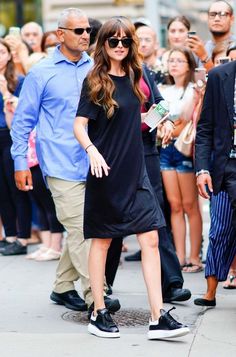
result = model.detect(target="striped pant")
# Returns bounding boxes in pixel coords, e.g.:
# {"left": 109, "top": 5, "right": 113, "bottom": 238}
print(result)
{"left": 205, "top": 191, "right": 236, "bottom": 281}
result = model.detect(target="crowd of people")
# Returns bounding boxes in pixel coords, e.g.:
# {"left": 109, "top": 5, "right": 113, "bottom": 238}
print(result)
{"left": 0, "top": 0, "right": 235, "bottom": 340}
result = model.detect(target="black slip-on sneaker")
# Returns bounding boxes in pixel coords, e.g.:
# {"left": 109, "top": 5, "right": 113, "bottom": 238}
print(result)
{"left": 194, "top": 298, "right": 216, "bottom": 307}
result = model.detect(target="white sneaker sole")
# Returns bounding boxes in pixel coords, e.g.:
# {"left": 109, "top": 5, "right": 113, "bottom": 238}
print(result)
{"left": 148, "top": 327, "right": 190, "bottom": 340}
{"left": 88, "top": 323, "right": 120, "bottom": 338}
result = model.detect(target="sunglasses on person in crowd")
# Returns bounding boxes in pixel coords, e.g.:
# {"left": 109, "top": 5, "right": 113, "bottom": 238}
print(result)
{"left": 208, "top": 11, "right": 231, "bottom": 19}
{"left": 58, "top": 27, "right": 92, "bottom": 35}
{"left": 107, "top": 37, "right": 133, "bottom": 48}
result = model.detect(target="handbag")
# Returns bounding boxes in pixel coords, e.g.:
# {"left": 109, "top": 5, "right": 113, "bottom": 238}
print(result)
{"left": 174, "top": 121, "right": 195, "bottom": 157}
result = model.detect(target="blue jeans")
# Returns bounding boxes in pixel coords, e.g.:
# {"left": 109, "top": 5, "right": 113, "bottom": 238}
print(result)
{"left": 160, "top": 141, "right": 194, "bottom": 173}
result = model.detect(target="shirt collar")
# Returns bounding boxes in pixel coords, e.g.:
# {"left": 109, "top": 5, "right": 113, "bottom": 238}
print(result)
{"left": 208, "top": 34, "right": 236, "bottom": 47}
{"left": 53, "top": 45, "right": 93, "bottom": 66}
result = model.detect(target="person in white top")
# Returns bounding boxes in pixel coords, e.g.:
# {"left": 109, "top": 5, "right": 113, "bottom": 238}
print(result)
{"left": 159, "top": 47, "right": 203, "bottom": 273}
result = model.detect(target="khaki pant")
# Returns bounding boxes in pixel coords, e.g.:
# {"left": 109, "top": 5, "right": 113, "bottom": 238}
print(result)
{"left": 47, "top": 177, "right": 93, "bottom": 305}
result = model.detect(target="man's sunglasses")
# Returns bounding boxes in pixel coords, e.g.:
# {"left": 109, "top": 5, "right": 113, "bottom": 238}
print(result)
{"left": 107, "top": 37, "right": 133, "bottom": 48}
{"left": 59, "top": 27, "right": 92, "bottom": 35}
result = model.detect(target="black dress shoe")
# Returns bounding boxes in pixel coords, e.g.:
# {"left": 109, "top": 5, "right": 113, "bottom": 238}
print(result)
{"left": 163, "top": 288, "right": 191, "bottom": 303}
{"left": 124, "top": 250, "right": 141, "bottom": 262}
{"left": 88, "top": 296, "right": 121, "bottom": 319}
{"left": 1, "top": 240, "right": 27, "bottom": 255}
{"left": 50, "top": 290, "right": 87, "bottom": 311}
{"left": 194, "top": 297, "right": 216, "bottom": 307}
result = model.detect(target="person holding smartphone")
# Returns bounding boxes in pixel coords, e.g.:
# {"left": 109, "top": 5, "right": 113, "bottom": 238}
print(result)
{"left": 186, "top": 0, "right": 235, "bottom": 71}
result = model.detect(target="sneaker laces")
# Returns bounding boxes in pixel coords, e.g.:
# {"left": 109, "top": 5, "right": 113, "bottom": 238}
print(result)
{"left": 161, "top": 307, "right": 183, "bottom": 328}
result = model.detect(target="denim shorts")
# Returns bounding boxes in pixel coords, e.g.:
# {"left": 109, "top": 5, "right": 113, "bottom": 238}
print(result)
{"left": 160, "top": 141, "right": 194, "bottom": 173}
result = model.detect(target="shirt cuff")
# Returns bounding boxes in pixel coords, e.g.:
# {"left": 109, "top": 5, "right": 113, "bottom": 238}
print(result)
{"left": 14, "top": 157, "right": 29, "bottom": 171}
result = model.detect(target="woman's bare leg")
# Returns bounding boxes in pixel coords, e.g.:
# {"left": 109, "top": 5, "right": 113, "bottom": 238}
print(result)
{"left": 204, "top": 276, "right": 218, "bottom": 300}
{"left": 137, "top": 230, "right": 163, "bottom": 321}
{"left": 162, "top": 170, "right": 186, "bottom": 265}
{"left": 178, "top": 172, "right": 202, "bottom": 266}
{"left": 40, "top": 230, "right": 51, "bottom": 248}
{"left": 89, "top": 238, "right": 112, "bottom": 313}
{"left": 50, "top": 232, "right": 63, "bottom": 252}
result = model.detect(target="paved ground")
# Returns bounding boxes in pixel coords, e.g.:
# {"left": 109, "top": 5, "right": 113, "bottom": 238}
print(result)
{"left": 0, "top": 227, "right": 235, "bottom": 357}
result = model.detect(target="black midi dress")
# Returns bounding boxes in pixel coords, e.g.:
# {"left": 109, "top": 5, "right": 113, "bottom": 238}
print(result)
{"left": 76, "top": 74, "right": 165, "bottom": 239}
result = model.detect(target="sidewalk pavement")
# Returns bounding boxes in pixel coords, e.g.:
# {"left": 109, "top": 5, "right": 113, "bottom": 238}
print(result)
{"left": 0, "top": 234, "right": 235, "bottom": 357}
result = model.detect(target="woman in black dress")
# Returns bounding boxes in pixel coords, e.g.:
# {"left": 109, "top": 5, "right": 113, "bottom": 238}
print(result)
{"left": 74, "top": 17, "right": 189, "bottom": 340}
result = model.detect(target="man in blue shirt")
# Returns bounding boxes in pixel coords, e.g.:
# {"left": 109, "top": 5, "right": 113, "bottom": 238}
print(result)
{"left": 11, "top": 8, "right": 120, "bottom": 314}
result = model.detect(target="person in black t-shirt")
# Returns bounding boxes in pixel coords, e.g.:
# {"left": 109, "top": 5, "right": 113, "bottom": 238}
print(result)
{"left": 74, "top": 17, "right": 189, "bottom": 340}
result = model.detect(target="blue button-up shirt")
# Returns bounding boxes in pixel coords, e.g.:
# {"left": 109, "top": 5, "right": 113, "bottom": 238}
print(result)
{"left": 11, "top": 46, "right": 93, "bottom": 181}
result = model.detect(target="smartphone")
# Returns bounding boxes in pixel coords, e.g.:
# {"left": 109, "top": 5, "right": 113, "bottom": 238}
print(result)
{"left": 194, "top": 68, "right": 207, "bottom": 87}
{"left": 218, "top": 56, "right": 231, "bottom": 65}
{"left": 9, "top": 26, "right": 21, "bottom": 38}
{"left": 187, "top": 31, "right": 196, "bottom": 38}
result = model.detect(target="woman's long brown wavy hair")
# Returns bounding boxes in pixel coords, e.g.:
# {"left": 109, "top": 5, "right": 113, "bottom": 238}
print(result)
{"left": 87, "top": 17, "right": 145, "bottom": 118}
{"left": 0, "top": 39, "right": 18, "bottom": 94}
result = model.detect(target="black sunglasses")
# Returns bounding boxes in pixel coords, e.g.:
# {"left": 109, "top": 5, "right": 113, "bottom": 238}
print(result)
{"left": 59, "top": 27, "right": 92, "bottom": 35}
{"left": 107, "top": 37, "right": 133, "bottom": 48}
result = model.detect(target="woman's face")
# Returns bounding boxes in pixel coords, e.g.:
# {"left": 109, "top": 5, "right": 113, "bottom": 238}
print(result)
{"left": 168, "top": 50, "right": 189, "bottom": 79}
{"left": 168, "top": 21, "right": 188, "bottom": 48}
{"left": 0, "top": 43, "right": 11, "bottom": 72}
{"left": 104, "top": 29, "right": 131, "bottom": 64}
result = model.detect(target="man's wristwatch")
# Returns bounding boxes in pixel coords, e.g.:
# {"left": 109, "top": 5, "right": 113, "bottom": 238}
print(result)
{"left": 196, "top": 169, "right": 210, "bottom": 177}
